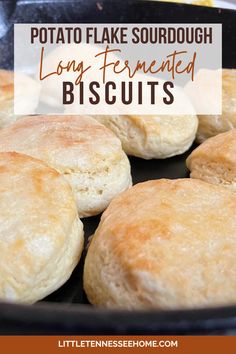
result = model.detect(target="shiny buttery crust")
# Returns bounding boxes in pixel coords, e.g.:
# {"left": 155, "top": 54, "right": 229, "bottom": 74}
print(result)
{"left": 187, "top": 130, "right": 236, "bottom": 188}
{"left": 0, "top": 115, "right": 132, "bottom": 217}
{"left": 84, "top": 178, "right": 236, "bottom": 309}
{"left": 93, "top": 115, "right": 198, "bottom": 159}
{"left": 0, "top": 70, "right": 40, "bottom": 128}
{"left": 197, "top": 69, "right": 236, "bottom": 142}
{"left": 0, "top": 152, "right": 84, "bottom": 303}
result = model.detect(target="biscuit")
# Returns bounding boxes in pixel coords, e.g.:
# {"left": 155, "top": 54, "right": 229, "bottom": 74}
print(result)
{"left": 197, "top": 69, "right": 236, "bottom": 142}
{"left": 0, "top": 115, "right": 132, "bottom": 217}
{"left": 0, "top": 70, "right": 40, "bottom": 128}
{"left": 84, "top": 178, "right": 236, "bottom": 309}
{"left": 92, "top": 115, "right": 198, "bottom": 159}
{"left": 187, "top": 130, "right": 236, "bottom": 188}
{"left": 0, "top": 152, "right": 84, "bottom": 303}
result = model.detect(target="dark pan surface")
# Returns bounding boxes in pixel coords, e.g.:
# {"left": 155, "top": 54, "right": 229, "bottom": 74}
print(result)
{"left": 0, "top": 0, "right": 236, "bottom": 335}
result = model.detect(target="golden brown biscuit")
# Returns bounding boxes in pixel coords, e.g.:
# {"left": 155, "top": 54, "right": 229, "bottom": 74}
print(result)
{"left": 197, "top": 69, "right": 236, "bottom": 142}
{"left": 0, "top": 152, "right": 84, "bottom": 303}
{"left": 0, "top": 70, "right": 40, "bottom": 128}
{"left": 187, "top": 130, "right": 236, "bottom": 188}
{"left": 93, "top": 115, "right": 198, "bottom": 160}
{"left": 84, "top": 178, "right": 236, "bottom": 309}
{"left": 0, "top": 70, "right": 15, "bottom": 127}
{"left": 0, "top": 115, "right": 132, "bottom": 217}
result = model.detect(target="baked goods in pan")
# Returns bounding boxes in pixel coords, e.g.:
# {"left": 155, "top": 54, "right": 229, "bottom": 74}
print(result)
{"left": 197, "top": 69, "right": 236, "bottom": 143}
{"left": 0, "top": 70, "right": 40, "bottom": 128}
{"left": 0, "top": 152, "right": 83, "bottom": 304}
{"left": 187, "top": 130, "right": 236, "bottom": 188}
{"left": 92, "top": 115, "right": 198, "bottom": 159}
{"left": 0, "top": 115, "right": 132, "bottom": 217}
{"left": 84, "top": 178, "right": 236, "bottom": 309}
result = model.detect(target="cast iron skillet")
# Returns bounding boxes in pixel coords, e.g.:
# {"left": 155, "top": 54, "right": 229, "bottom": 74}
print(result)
{"left": 0, "top": 0, "right": 236, "bottom": 334}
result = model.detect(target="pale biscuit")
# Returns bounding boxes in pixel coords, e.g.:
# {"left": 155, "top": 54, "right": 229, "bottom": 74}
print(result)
{"left": 187, "top": 130, "right": 236, "bottom": 188}
{"left": 92, "top": 115, "right": 198, "bottom": 159}
{"left": 0, "top": 70, "right": 17, "bottom": 128}
{"left": 0, "top": 70, "right": 40, "bottom": 128}
{"left": 84, "top": 179, "right": 236, "bottom": 309}
{"left": 197, "top": 69, "right": 236, "bottom": 142}
{"left": 0, "top": 115, "right": 132, "bottom": 217}
{"left": 0, "top": 152, "right": 84, "bottom": 303}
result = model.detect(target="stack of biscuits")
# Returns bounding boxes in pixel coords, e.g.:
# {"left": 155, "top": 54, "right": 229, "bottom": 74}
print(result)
{"left": 1, "top": 67, "right": 236, "bottom": 311}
